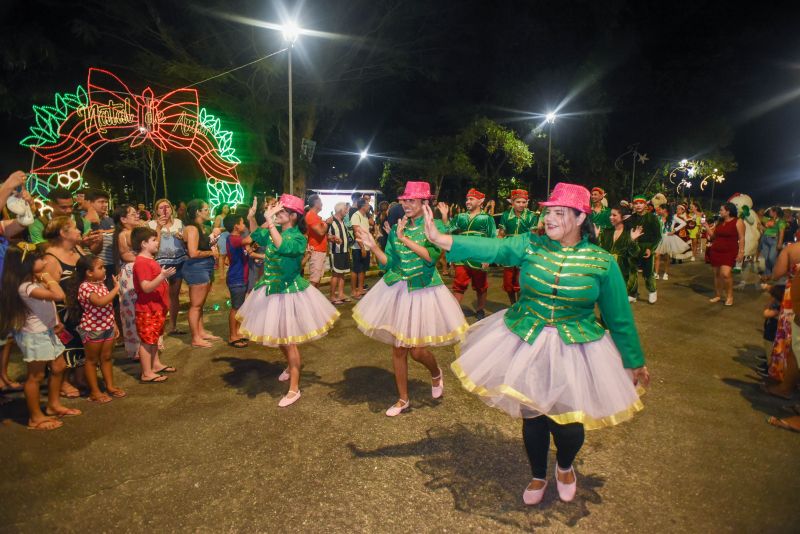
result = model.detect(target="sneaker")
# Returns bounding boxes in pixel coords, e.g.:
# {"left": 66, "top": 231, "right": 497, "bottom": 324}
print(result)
{"left": 690, "top": 256, "right": 696, "bottom": 262}
{"left": 628, "top": 296, "right": 637, "bottom": 303}
{"left": 662, "top": 273, "right": 669, "bottom": 281}
{"left": 648, "top": 291, "right": 657, "bottom": 304}
{"left": 654, "top": 273, "right": 660, "bottom": 280}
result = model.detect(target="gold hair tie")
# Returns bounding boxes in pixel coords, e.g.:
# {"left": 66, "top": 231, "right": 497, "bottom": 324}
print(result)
{"left": 17, "top": 242, "right": 37, "bottom": 262}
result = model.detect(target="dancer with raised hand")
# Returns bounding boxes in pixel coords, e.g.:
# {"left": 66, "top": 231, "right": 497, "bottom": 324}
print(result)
{"left": 422, "top": 183, "right": 649, "bottom": 505}
{"left": 236, "top": 195, "right": 340, "bottom": 407}
{"left": 352, "top": 181, "right": 468, "bottom": 417}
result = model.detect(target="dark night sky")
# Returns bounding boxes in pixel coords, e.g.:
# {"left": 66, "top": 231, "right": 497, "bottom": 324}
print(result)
{"left": 2, "top": 0, "right": 800, "bottom": 206}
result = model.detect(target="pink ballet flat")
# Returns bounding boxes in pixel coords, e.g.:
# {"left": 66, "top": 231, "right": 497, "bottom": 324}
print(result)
{"left": 278, "top": 390, "right": 301, "bottom": 407}
{"left": 278, "top": 368, "right": 290, "bottom": 382}
{"left": 431, "top": 368, "right": 444, "bottom": 399}
{"left": 522, "top": 479, "right": 547, "bottom": 505}
{"left": 555, "top": 466, "right": 577, "bottom": 502}
{"left": 385, "top": 399, "right": 410, "bottom": 417}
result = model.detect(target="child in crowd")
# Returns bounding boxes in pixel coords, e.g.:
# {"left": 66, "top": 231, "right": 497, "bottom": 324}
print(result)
{"left": 0, "top": 244, "right": 81, "bottom": 430}
{"left": 223, "top": 213, "right": 249, "bottom": 348}
{"left": 131, "top": 227, "right": 176, "bottom": 383}
{"left": 759, "top": 284, "right": 785, "bottom": 377}
{"left": 73, "top": 254, "right": 125, "bottom": 402}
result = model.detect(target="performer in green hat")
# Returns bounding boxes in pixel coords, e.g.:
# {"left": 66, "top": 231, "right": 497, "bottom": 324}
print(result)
{"left": 627, "top": 195, "right": 662, "bottom": 303}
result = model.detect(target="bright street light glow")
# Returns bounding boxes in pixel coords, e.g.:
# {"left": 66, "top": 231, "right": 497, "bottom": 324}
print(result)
{"left": 281, "top": 21, "right": 300, "bottom": 43}
{"left": 680, "top": 159, "right": 688, "bottom": 166}
{"left": 359, "top": 149, "right": 368, "bottom": 160}
{"left": 545, "top": 112, "right": 557, "bottom": 124}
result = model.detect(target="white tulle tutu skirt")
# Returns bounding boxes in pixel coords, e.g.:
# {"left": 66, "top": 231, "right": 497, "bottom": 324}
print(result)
{"left": 236, "top": 285, "right": 339, "bottom": 347}
{"left": 451, "top": 310, "right": 643, "bottom": 430}
{"left": 655, "top": 234, "right": 691, "bottom": 257}
{"left": 353, "top": 279, "right": 468, "bottom": 347}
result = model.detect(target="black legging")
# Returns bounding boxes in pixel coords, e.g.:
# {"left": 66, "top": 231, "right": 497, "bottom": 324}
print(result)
{"left": 522, "top": 416, "right": 585, "bottom": 479}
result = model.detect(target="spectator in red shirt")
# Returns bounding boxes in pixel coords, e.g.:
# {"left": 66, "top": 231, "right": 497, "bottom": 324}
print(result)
{"left": 304, "top": 194, "right": 332, "bottom": 287}
{"left": 131, "top": 227, "right": 176, "bottom": 383}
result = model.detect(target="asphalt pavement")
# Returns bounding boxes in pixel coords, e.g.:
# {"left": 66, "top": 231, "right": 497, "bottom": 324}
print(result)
{"left": 0, "top": 261, "right": 797, "bottom": 533}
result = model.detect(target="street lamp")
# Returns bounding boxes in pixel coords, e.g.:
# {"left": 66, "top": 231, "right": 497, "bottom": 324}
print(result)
{"left": 545, "top": 112, "right": 556, "bottom": 195}
{"left": 280, "top": 21, "right": 300, "bottom": 194}
{"left": 359, "top": 149, "right": 368, "bottom": 161}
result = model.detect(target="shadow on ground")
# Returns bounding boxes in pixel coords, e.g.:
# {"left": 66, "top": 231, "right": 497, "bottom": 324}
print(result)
{"left": 722, "top": 344, "right": 791, "bottom": 416}
{"left": 348, "top": 423, "right": 603, "bottom": 530}
{"left": 324, "top": 366, "right": 443, "bottom": 413}
{"left": 213, "top": 356, "right": 322, "bottom": 399}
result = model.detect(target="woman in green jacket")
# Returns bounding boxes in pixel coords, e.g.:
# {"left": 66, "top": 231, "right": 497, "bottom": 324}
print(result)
{"left": 353, "top": 181, "right": 468, "bottom": 418}
{"left": 237, "top": 194, "right": 340, "bottom": 408}
{"left": 599, "top": 204, "right": 644, "bottom": 302}
{"left": 422, "top": 183, "right": 650, "bottom": 505}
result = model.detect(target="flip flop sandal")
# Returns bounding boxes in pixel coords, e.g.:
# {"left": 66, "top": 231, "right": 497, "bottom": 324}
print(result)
{"left": 87, "top": 395, "right": 113, "bottom": 404}
{"left": 140, "top": 375, "right": 168, "bottom": 384}
{"left": 108, "top": 390, "right": 128, "bottom": 398}
{"left": 46, "top": 408, "right": 82, "bottom": 417}
{"left": 767, "top": 416, "right": 800, "bottom": 433}
{"left": 227, "top": 339, "right": 249, "bottom": 348}
{"left": 155, "top": 366, "right": 177, "bottom": 373}
{"left": 27, "top": 419, "right": 63, "bottom": 431}
{"left": 59, "top": 390, "right": 81, "bottom": 399}
{"left": 331, "top": 300, "right": 345, "bottom": 306}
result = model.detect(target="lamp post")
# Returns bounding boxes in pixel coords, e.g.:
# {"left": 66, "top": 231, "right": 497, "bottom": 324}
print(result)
{"left": 281, "top": 23, "right": 299, "bottom": 194}
{"left": 545, "top": 112, "right": 556, "bottom": 195}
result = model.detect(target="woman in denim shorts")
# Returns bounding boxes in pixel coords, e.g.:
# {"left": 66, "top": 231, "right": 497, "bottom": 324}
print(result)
{"left": 183, "top": 199, "right": 220, "bottom": 347}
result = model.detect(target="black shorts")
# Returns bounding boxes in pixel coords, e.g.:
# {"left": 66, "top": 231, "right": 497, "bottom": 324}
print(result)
{"left": 330, "top": 252, "right": 351, "bottom": 274}
{"left": 351, "top": 248, "right": 371, "bottom": 273}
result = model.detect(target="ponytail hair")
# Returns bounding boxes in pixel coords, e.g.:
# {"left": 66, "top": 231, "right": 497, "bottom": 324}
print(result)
{"left": 67, "top": 254, "right": 100, "bottom": 320}
{"left": 0, "top": 244, "right": 44, "bottom": 336}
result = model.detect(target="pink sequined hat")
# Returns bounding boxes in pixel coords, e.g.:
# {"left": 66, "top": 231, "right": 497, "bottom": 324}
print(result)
{"left": 397, "top": 181, "right": 434, "bottom": 200}
{"left": 279, "top": 193, "right": 305, "bottom": 216}
{"left": 539, "top": 183, "right": 591, "bottom": 214}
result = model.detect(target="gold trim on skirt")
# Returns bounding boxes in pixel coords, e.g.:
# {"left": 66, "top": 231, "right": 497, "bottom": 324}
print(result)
{"left": 352, "top": 308, "right": 469, "bottom": 347}
{"left": 451, "top": 360, "right": 644, "bottom": 430}
{"left": 235, "top": 312, "right": 340, "bottom": 346}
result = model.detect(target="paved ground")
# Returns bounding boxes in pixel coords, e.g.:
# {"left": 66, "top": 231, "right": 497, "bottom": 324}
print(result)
{"left": 0, "top": 261, "right": 798, "bottom": 533}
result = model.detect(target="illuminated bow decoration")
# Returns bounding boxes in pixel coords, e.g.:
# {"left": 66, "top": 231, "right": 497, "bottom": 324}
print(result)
{"left": 17, "top": 242, "right": 37, "bottom": 262}
{"left": 30, "top": 68, "right": 237, "bottom": 183}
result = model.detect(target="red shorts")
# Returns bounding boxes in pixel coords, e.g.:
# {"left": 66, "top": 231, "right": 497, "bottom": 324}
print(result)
{"left": 135, "top": 310, "right": 166, "bottom": 346}
{"left": 452, "top": 265, "right": 489, "bottom": 294}
{"left": 502, "top": 267, "right": 520, "bottom": 293}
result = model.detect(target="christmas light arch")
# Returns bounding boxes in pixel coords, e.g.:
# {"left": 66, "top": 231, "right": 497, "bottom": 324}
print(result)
{"left": 21, "top": 67, "right": 244, "bottom": 212}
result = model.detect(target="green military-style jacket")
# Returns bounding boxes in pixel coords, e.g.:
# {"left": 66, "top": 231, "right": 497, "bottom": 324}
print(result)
{"left": 380, "top": 217, "right": 445, "bottom": 292}
{"left": 498, "top": 209, "right": 537, "bottom": 237}
{"left": 250, "top": 226, "right": 310, "bottom": 295}
{"left": 448, "top": 232, "right": 645, "bottom": 368}
{"left": 590, "top": 207, "right": 612, "bottom": 232}
{"left": 627, "top": 211, "right": 662, "bottom": 254}
{"left": 599, "top": 227, "right": 640, "bottom": 278}
{"left": 446, "top": 211, "right": 497, "bottom": 270}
